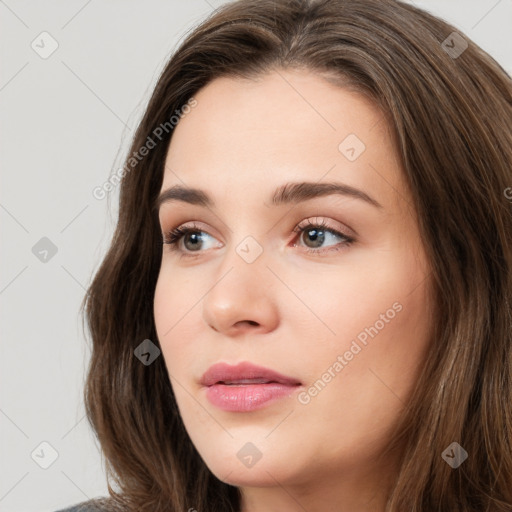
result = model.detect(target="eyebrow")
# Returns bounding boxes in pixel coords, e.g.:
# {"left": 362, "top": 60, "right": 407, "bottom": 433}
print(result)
{"left": 154, "top": 181, "right": 383, "bottom": 212}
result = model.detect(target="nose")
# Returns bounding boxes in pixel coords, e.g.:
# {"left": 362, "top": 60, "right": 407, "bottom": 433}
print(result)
{"left": 201, "top": 245, "right": 280, "bottom": 337}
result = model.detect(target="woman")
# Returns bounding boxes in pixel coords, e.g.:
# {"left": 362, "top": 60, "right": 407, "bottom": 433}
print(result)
{"left": 59, "top": 0, "right": 512, "bottom": 510}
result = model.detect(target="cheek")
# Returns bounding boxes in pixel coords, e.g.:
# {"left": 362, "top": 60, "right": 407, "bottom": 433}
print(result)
{"left": 153, "top": 271, "right": 193, "bottom": 365}
{"left": 298, "top": 282, "right": 429, "bottom": 394}
{"left": 154, "top": 263, "right": 198, "bottom": 331}
{"left": 154, "top": 275, "right": 172, "bottom": 343}
{"left": 297, "top": 238, "right": 431, "bottom": 383}
{"left": 154, "top": 266, "right": 217, "bottom": 389}
{"left": 291, "top": 276, "right": 431, "bottom": 463}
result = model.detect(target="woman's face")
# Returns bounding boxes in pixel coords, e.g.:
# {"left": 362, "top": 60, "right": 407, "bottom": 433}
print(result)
{"left": 154, "top": 69, "right": 433, "bottom": 507}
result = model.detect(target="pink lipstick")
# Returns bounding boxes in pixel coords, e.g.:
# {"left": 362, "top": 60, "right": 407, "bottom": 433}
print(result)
{"left": 200, "top": 361, "right": 302, "bottom": 412}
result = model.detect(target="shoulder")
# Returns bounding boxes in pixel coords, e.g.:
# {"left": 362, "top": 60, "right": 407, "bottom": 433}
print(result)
{"left": 55, "top": 498, "right": 113, "bottom": 512}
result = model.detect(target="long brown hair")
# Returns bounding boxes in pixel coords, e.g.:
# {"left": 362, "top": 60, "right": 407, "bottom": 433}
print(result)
{"left": 80, "top": 0, "right": 512, "bottom": 510}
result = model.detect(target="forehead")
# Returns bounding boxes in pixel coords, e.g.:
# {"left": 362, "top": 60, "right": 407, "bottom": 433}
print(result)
{"left": 161, "top": 69, "right": 406, "bottom": 214}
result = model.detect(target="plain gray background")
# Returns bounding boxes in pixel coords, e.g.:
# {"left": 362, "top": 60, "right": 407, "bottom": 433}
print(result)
{"left": 1, "top": 1, "right": 511, "bottom": 511}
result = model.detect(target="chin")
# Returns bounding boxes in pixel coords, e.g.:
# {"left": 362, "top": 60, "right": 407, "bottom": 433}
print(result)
{"left": 207, "top": 459, "right": 288, "bottom": 488}
{"left": 193, "top": 438, "right": 300, "bottom": 487}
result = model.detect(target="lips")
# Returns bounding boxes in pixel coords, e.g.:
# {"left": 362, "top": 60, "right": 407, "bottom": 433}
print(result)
{"left": 200, "top": 362, "right": 302, "bottom": 412}
{"left": 200, "top": 361, "right": 301, "bottom": 387}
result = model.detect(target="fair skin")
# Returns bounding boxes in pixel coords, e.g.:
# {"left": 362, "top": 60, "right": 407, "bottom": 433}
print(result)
{"left": 154, "top": 68, "right": 433, "bottom": 512}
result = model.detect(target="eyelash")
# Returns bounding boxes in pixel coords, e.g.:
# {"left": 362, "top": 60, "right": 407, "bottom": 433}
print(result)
{"left": 161, "top": 218, "right": 355, "bottom": 258}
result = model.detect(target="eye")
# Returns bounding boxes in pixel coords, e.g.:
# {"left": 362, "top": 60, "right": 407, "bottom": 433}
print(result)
{"left": 161, "top": 218, "right": 355, "bottom": 258}
{"left": 161, "top": 222, "right": 219, "bottom": 255}
{"left": 292, "top": 217, "right": 355, "bottom": 255}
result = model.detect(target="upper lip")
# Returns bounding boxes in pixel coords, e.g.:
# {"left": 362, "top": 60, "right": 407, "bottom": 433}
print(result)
{"left": 200, "top": 362, "right": 302, "bottom": 386}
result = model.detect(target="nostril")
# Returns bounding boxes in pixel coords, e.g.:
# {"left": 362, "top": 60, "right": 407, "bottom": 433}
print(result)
{"left": 240, "top": 320, "right": 259, "bottom": 327}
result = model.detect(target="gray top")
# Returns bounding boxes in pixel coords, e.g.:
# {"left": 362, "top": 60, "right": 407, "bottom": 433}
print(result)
{"left": 55, "top": 499, "right": 109, "bottom": 511}
{"left": 56, "top": 507, "right": 91, "bottom": 512}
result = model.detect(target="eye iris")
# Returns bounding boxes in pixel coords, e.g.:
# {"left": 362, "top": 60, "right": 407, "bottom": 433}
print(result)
{"left": 303, "top": 228, "right": 325, "bottom": 248}
{"left": 184, "top": 232, "right": 203, "bottom": 251}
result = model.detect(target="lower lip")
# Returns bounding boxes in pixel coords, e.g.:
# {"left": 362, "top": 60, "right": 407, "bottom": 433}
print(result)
{"left": 204, "top": 383, "right": 300, "bottom": 412}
